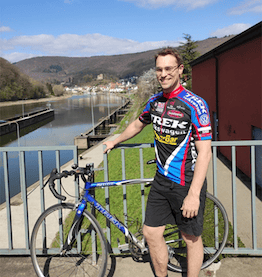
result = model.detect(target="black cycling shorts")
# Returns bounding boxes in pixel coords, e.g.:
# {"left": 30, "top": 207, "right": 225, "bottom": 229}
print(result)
{"left": 144, "top": 171, "right": 207, "bottom": 237}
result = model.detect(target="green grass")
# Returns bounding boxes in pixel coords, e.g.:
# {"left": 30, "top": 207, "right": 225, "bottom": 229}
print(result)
{"left": 93, "top": 124, "right": 155, "bottom": 248}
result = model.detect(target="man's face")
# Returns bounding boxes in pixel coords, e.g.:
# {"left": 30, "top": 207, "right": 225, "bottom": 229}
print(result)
{"left": 156, "top": 54, "right": 184, "bottom": 94}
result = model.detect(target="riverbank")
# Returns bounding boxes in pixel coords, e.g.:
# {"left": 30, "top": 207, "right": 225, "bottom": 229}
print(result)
{"left": 0, "top": 94, "right": 73, "bottom": 108}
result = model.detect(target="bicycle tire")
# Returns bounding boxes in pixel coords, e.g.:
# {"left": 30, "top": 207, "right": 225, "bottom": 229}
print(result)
{"left": 166, "top": 192, "right": 229, "bottom": 273}
{"left": 30, "top": 203, "right": 108, "bottom": 277}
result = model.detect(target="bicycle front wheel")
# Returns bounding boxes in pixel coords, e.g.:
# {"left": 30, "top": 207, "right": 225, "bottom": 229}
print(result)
{"left": 166, "top": 192, "right": 229, "bottom": 273}
{"left": 30, "top": 203, "right": 108, "bottom": 277}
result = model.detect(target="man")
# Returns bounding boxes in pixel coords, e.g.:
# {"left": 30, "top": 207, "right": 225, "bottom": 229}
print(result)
{"left": 103, "top": 47, "right": 212, "bottom": 277}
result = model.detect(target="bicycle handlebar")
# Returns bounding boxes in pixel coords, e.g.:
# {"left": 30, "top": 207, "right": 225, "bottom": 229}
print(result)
{"left": 45, "top": 163, "right": 94, "bottom": 201}
{"left": 45, "top": 159, "right": 155, "bottom": 201}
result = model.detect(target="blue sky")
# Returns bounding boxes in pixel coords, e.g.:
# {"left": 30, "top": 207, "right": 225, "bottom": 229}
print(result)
{"left": 0, "top": 0, "right": 261, "bottom": 63}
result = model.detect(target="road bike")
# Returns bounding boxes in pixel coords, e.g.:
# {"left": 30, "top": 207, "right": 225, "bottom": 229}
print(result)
{"left": 30, "top": 162, "right": 229, "bottom": 276}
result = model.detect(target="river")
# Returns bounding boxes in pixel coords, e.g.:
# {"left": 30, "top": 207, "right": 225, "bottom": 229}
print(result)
{"left": 0, "top": 93, "right": 125, "bottom": 204}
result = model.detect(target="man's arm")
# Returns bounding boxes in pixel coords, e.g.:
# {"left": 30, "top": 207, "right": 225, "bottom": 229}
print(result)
{"left": 181, "top": 139, "right": 212, "bottom": 218}
{"left": 103, "top": 118, "right": 147, "bottom": 153}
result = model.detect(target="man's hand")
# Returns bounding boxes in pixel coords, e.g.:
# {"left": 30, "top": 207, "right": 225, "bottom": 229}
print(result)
{"left": 103, "top": 141, "right": 115, "bottom": 154}
{"left": 180, "top": 192, "right": 200, "bottom": 218}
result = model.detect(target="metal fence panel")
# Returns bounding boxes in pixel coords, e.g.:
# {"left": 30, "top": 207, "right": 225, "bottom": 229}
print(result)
{"left": 0, "top": 146, "right": 78, "bottom": 255}
{"left": 1, "top": 141, "right": 262, "bottom": 256}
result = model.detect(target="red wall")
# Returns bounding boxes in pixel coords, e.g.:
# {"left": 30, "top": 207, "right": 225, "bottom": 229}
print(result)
{"left": 192, "top": 36, "right": 262, "bottom": 177}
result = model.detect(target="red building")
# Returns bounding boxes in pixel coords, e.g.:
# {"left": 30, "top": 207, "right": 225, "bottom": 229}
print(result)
{"left": 190, "top": 22, "right": 262, "bottom": 185}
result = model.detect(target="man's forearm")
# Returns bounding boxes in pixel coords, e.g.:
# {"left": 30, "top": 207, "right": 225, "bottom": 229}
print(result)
{"left": 104, "top": 119, "right": 146, "bottom": 152}
{"left": 113, "top": 121, "right": 143, "bottom": 145}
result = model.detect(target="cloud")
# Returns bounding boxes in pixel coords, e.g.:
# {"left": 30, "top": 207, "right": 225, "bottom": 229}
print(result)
{"left": 0, "top": 26, "right": 12, "bottom": 32}
{"left": 210, "top": 23, "right": 252, "bottom": 37}
{"left": 228, "top": 0, "right": 262, "bottom": 15}
{"left": 1, "top": 52, "right": 37, "bottom": 63}
{"left": 0, "top": 33, "right": 181, "bottom": 63}
{"left": 119, "top": 0, "right": 219, "bottom": 9}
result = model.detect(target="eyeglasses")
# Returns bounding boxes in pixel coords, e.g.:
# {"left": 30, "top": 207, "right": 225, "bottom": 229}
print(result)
{"left": 155, "top": 65, "right": 181, "bottom": 75}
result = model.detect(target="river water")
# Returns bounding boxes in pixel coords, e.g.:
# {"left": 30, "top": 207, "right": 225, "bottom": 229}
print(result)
{"left": 0, "top": 93, "right": 125, "bottom": 204}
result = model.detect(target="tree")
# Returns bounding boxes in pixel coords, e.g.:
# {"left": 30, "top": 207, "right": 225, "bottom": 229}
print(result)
{"left": 137, "top": 68, "right": 159, "bottom": 104}
{"left": 179, "top": 34, "right": 200, "bottom": 90}
{"left": 52, "top": 84, "right": 65, "bottom": 96}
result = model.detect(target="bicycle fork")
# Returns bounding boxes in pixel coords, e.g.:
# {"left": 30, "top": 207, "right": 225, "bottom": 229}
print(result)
{"left": 60, "top": 201, "right": 86, "bottom": 254}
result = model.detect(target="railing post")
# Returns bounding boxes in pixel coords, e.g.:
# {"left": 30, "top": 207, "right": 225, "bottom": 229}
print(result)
{"left": 251, "top": 145, "right": 257, "bottom": 250}
{"left": 121, "top": 148, "right": 128, "bottom": 226}
{"left": 3, "top": 152, "right": 13, "bottom": 250}
{"left": 231, "top": 146, "right": 238, "bottom": 250}
{"left": 139, "top": 147, "right": 146, "bottom": 224}
{"left": 19, "top": 151, "right": 30, "bottom": 250}
{"left": 103, "top": 145, "right": 111, "bottom": 244}
{"left": 212, "top": 146, "right": 218, "bottom": 197}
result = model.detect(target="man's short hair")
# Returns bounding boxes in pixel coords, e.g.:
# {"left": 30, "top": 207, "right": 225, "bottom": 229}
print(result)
{"left": 155, "top": 47, "right": 183, "bottom": 65}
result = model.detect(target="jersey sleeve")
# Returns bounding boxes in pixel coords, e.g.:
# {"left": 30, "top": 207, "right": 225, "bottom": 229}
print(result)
{"left": 191, "top": 97, "right": 212, "bottom": 141}
{"left": 139, "top": 100, "right": 151, "bottom": 124}
{"left": 139, "top": 92, "right": 163, "bottom": 124}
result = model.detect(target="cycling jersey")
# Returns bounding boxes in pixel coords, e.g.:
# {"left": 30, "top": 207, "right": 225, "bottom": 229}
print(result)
{"left": 139, "top": 84, "right": 212, "bottom": 186}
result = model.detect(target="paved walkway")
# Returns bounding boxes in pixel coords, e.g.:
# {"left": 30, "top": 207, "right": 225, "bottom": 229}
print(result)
{"left": 0, "top": 134, "right": 262, "bottom": 276}
{"left": 0, "top": 254, "right": 262, "bottom": 276}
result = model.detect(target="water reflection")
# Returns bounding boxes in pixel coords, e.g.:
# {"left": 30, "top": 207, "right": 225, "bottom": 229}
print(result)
{"left": 0, "top": 93, "right": 125, "bottom": 204}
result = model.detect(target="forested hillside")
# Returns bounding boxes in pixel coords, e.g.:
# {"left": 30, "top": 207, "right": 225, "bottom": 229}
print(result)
{"left": 0, "top": 58, "right": 49, "bottom": 102}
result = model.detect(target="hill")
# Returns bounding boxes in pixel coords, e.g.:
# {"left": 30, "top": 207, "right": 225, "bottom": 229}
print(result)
{"left": 0, "top": 58, "right": 48, "bottom": 101}
{"left": 14, "top": 36, "right": 234, "bottom": 84}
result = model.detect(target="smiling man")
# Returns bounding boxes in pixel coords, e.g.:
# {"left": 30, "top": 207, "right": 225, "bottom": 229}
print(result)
{"left": 104, "top": 47, "right": 212, "bottom": 277}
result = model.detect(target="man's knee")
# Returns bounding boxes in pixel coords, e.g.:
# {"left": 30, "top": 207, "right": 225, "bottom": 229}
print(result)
{"left": 143, "top": 225, "right": 165, "bottom": 242}
{"left": 181, "top": 232, "right": 201, "bottom": 244}
{"left": 181, "top": 231, "right": 202, "bottom": 246}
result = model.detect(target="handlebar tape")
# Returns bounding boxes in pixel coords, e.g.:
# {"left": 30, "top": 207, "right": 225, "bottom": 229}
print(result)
{"left": 49, "top": 169, "right": 67, "bottom": 201}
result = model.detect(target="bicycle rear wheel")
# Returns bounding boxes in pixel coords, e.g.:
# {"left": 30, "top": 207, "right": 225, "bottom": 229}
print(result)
{"left": 166, "top": 192, "right": 229, "bottom": 273}
{"left": 30, "top": 203, "right": 108, "bottom": 277}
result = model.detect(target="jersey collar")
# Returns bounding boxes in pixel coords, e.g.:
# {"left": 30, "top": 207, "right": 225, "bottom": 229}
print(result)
{"left": 163, "top": 84, "right": 184, "bottom": 99}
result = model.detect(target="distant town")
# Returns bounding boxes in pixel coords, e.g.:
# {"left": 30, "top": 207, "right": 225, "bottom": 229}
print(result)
{"left": 62, "top": 74, "right": 138, "bottom": 94}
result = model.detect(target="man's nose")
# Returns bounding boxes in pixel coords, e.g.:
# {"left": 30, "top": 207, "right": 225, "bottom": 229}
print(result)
{"left": 160, "top": 69, "right": 168, "bottom": 77}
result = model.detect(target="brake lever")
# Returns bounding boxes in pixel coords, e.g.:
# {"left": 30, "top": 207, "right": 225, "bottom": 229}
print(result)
{"left": 42, "top": 168, "right": 58, "bottom": 190}
{"left": 42, "top": 178, "right": 50, "bottom": 190}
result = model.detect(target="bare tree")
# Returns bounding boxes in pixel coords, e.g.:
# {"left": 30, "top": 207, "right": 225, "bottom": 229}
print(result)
{"left": 137, "top": 68, "right": 159, "bottom": 104}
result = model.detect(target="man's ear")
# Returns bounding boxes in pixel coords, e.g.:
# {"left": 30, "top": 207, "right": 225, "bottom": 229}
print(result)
{"left": 179, "top": 64, "right": 184, "bottom": 74}
{"left": 179, "top": 64, "right": 184, "bottom": 78}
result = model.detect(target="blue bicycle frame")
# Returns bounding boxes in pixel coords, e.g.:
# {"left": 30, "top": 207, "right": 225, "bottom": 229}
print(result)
{"left": 73, "top": 178, "right": 153, "bottom": 249}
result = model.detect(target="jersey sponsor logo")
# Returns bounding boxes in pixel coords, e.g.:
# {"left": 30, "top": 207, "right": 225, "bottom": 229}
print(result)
{"left": 183, "top": 93, "right": 207, "bottom": 115}
{"left": 155, "top": 102, "right": 165, "bottom": 113}
{"left": 153, "top": 124, "right": 188, "bottom": 135}
{"left": 190, "top": 138, "right": 197, "bottom": 170}
{"left": 154, "top": 131, "right": 178, "bottom": 145}
{"left": 176, "top": 105, "right": 186, "bottom": 111}
{"left": 200, "top": 114, "right": 210, "bottom": 125}
{"left": 167, "top": 110, "right": 184, "bottom": 118}
{"left": 167, "top": 100, "right": 175, "bottom": 109}
{"left": 151, "top": 114, "right": 188, "bottom": 129}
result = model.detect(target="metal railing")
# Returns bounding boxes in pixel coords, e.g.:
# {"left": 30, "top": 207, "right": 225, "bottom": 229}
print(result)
{"left": 102, "top": 141, "right": 262, "bottom": 255}
{"left": 0, "top": 141, "right": 261, "bottom": 255}
{"left": 0, "top": 146, "right": 78, "bottom": 255}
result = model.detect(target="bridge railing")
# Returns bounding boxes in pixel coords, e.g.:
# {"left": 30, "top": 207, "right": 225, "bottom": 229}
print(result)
{"left": 0, "top": 141, "right": 261, "bottom": 255}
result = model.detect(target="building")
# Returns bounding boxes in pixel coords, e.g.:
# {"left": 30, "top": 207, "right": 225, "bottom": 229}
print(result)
{"left": 97, "top": 74, "right": 104, "bottom": 80}
{"left": 190, "top": 21, "right": 262, "bottom": 186}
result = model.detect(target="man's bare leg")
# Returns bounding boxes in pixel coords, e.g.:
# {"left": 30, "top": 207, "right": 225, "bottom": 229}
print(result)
{"left": 143, "top": 225, "right": 168, "bottom": 277}
{"left": 181, "top": 232, "right": 203, "bottom": 277}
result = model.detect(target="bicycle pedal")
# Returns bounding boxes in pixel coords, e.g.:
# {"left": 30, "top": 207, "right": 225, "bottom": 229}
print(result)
{"left": 117, "top": 238, "right": 129, "bottom": 252}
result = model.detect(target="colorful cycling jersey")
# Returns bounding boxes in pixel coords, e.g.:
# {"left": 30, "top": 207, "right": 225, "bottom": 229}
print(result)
{"left": 139, "top": 84, "right": 212, "bottom": 186}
